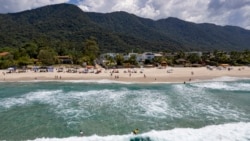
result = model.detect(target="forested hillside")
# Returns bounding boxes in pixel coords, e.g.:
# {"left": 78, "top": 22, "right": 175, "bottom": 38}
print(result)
{"left": 1, "top": 3, "right": 250, "bottom": 53}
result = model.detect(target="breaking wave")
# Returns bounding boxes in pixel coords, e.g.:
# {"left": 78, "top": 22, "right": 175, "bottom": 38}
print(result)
{"left": 30, "top": 122, "right": 250, "bottom": 141}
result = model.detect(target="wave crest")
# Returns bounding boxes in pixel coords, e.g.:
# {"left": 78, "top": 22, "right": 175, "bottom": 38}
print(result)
{"left": 30, "top": 122, "right": 250, "bottom": 141}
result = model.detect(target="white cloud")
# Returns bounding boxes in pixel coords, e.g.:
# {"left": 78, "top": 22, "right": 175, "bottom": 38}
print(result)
{"left": 0, "top": 0, "right": 69, "bottom": 13}
{"left": 206, "top": 0, "right": 250, "bottom": 28}
{"left": 76, "top": 0, "right": 250, "bottom": 29}
{"left": 77, "top": 0, "right": 210, "bottom": 21}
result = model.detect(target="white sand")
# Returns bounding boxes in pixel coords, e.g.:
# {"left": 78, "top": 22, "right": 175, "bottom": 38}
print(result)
{"left": 0, "top": 66, "right": 249, "bottom": 83}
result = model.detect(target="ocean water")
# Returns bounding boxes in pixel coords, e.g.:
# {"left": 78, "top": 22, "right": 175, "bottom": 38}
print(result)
{"left": 0, "top": 77, "right": 250, "bottom": 141}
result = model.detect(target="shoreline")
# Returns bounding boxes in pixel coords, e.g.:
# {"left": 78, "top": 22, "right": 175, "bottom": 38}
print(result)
{"left": 0, "top": 77, "right": 249, "bottom": 84}
{"left": 1, "top": 66, "right": 250, "bottom": 83}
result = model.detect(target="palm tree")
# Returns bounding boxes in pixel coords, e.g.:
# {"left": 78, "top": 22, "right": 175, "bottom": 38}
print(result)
{"left": 128, "top": 54, "right": 138, "bottom": 66}
{"left": 105, "top": 55, "right": 116, "bottom": 68}
{"left": 115, "top": 54, "right": 124, "bottom": 66}
{"left": 187, "top": 54, "right": 201, "bottom": 64}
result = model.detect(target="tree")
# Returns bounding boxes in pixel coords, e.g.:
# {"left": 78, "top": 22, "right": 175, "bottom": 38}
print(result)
{"left": 175, "top": 51, "right": 186, "bottom": 59}
{"left": 80, "top": 56, "right": 91, "bottom": 66}
{"left": 17, "top": 56, "right": 32, "bottom": 67}
{"left": 105, "top": 55, "right": 116, "bottom": 68}
{"left": 83, "top": 38, "right": 99, "bottom": 58}
{"left": 218, "top": 53, "right": 230, "bottom": 64}
{"left": 211, "top": 50, "right": 229, "bottom": 64}
{"left": 55, "top": 41, "right": 73, "bottom": 56}
{"left": 18, "top": 47, "right": 28, "bottom": 58}
{"left": 22, "top": 43, "right": 38, "bottom": 59}
{"left": 128, "top": 54, "right": 138, "bottom": 65}
{"left": 0, "top": 60, "right": 14, "bottom": 69}
{"left": 115, "top": 54, "right": 124, "bottom": 66}
{"left": 37, "top": 49, "right": 56, "bottom": 65}
{"left": 82, "top": 38, "right": 100, "bottom": 65}
{"left": 230, "top": 51, "right": 241, "bottom": 65}
{"left": 187, "top": 54, "right": 201, "bottom": 64}
{"left": 0, "top": 53, "right": 15, "bottom": 69}
{"left": 153, "top": 56, "right": 166, "bottom": 65}
{"left": 70, "top": 50, "right": 81, "bottom": 65}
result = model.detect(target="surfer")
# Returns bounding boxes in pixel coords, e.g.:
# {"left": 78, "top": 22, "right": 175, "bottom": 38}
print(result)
{"left": 132, "top": 128, "right": 139, "bottom": 135}
{"left": 80, "top": 130, "right": 84, "bottom": 136}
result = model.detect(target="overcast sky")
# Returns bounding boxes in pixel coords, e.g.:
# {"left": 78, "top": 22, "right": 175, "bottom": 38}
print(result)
{"left": 0, "top": 0, "right": 249, "bottom": 29}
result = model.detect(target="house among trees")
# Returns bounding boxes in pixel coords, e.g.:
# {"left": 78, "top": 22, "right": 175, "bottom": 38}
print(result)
{"left": 124, "top": 53, "right": 143, "bottom": 63}
{"left": 175, "top": 58, "right": 187, "bottom": 65}
{"left": 98, "top": 51, "right": 167, "bottom": 68}
{"left": 142, "top": 52, "right": 155, "bottom": 61}
{"left": 56, "top": 56, "right": 73, "bottom": 64}
{"left": 161, "top": 61, "right": 167, "bottom": 66}
{"left": 0, "top": 52, "right": 10, "bottom": 57}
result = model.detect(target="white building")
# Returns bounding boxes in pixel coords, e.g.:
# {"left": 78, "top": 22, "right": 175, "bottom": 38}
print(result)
{"left": 124, "top": 53, "right": 143, "bottom": 63}
{"left": 142, "top": 52, "right": 155, "bottom": 61}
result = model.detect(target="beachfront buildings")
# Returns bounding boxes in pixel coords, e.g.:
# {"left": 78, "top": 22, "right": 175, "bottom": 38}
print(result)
{"left": 124, "top": 52, "right": 159, "bottom": 62}
{"left": 56, "top": 56, "right": 73, "bottom": 64}
{"left": 97, "top": 51, "right": 208, "bottom": 68}
{"left": 98, "top": 52, "right": 162, "bottom": 67}
{"left": 142, "top": 52, "right": 154, "bottom": 61}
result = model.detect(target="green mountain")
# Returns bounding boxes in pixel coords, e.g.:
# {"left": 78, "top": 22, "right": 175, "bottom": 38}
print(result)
{"left": 0, "top": 3, "right": 250, "bottom": 53}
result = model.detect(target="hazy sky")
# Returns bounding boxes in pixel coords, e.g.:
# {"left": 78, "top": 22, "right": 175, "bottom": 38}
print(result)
{"left": 0, "top": 0, "right": 249, "bottom": 29}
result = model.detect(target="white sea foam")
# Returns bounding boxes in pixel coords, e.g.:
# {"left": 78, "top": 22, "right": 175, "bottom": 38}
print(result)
{"left": 194, "top": 76, "right": 250, "bottom": 83}
{"left": 191, "top": 81, "right": 250, "bottom": 91}
{"left": 0, "top": 87, "right": 177, "bottom": 124}
{"left": 0, "top": 83, "right": 247, "bottom": 124}
{"left": 135, "top": 93, "right": 169, "bottom": 118}
{"left": 172, "top": 84, "right": 246, "bottom": 120}
{"left": 30, "top": 122, "right": 250, "bottom": 141}
{"left": 0, "top": 90, "right": 62, "bottom": 108}
{"left": 0, "top": 82, "right": 249, "bottom": 123}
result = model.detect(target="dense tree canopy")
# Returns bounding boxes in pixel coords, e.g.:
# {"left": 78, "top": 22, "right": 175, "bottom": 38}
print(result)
{"left": 1, "top": 3, "right": 250, "bottom": 54}
{"left": 37, "top": 49, "right": 57, "bottom": 66}
{"left": 0, "top": 40, "right": 250, "bottom": 69}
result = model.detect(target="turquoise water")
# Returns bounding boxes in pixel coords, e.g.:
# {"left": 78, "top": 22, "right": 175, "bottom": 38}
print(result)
{"left": 0, "top": 77, "right": 250, "bottom": 141}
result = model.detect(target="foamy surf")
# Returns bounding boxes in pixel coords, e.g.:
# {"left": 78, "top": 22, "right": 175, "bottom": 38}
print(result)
{"left": 191, "top": 81, "right": 250, "bottom": 91}
{"left": 30, "top": 122, "right": 250, "bottom": 141}
{"left": 1, "top": 80, "right": 250, "bottom": 140}
{"left": 193, "top": 76, "right": 250, "bottom": 83}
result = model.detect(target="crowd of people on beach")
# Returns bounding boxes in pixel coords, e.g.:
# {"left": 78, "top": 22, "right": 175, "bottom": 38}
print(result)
{"left": 0, "top": 66, "right": 249, "bottom": 82}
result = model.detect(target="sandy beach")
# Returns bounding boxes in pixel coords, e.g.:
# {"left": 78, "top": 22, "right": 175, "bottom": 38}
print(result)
{"left": 0, "top": 66, "right": 249, "bottom": 83}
